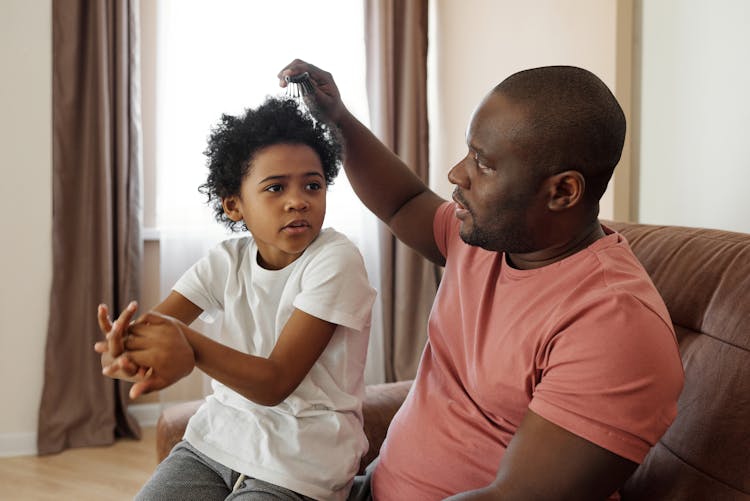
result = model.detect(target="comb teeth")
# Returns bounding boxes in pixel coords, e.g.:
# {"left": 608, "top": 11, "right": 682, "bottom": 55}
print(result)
{"left": 284, "top": 71, "right": 314, "bottom": 100}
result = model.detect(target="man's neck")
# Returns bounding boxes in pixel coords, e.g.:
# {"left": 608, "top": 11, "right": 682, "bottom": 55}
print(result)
{"left": 507, "top": 220, "right": 606, "bottom": 270}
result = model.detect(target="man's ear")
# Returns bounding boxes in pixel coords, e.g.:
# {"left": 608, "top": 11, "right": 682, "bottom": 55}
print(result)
{"left": 546, "top": 170, "right": 585, "bottom": 211}
{"left": 222, "top": 196, "right": 243, "bottom": 222}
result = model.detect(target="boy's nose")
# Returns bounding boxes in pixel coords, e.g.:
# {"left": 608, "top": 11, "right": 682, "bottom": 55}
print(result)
{"left": 285, "top": 194, "right": 309, "bottom": 211}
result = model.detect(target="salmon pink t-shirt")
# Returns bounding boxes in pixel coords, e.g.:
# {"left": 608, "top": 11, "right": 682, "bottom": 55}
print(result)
{"left": 371, "top": 202, "right": 684, "bottom": 500}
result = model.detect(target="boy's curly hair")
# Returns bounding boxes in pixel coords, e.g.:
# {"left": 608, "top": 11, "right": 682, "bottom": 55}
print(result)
{"left": 199, "top": 97, "right": 342, "bottom": 231}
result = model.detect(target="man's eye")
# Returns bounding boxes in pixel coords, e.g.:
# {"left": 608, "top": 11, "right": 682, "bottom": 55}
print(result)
{"left": 265, "top": 184, "right": 283, "bottom": 193}
{"left": 473, "top": 153, "right": 488, "bottom": 170}
{"left": 472, "top": 153, "right": 493, "bottom": 172}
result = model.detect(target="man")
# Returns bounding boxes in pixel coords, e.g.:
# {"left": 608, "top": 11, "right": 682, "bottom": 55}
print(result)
{"left": 275, "top": 61, "right": 684, "bottom": 501}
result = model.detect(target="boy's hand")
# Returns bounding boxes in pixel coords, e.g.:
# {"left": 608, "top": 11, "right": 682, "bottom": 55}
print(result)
{"left": 95, "top": 301, "right": 143, "bottom": 380}
{"left": 124, "top": 311, "right": 196, "bottom": 399}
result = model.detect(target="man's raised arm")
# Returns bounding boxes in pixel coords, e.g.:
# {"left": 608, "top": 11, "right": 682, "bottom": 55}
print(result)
{"left": 279, "top": 59, "right": 446, "bottom": 266}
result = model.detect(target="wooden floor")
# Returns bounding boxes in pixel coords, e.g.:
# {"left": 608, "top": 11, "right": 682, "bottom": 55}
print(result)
{"left": 0, "top": 427, "right": 157, "bottom": 500}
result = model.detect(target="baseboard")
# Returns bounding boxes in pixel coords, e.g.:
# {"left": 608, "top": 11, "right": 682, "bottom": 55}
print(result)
{"left": 0, "top": 404, "right": 162, "bottom": 458}
{"left": 0, "top": 431, "right": 36, "bottom": 458}
{"left": 128, "top": 402, "right": 163, "bottom": 428}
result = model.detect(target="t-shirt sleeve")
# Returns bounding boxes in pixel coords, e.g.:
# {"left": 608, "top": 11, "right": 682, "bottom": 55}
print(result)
{"left": 293, "top": 239, "right": 376, "bottom": 331}
{"left": 433, "top": 201, "right": 458, "bottom": 258}
{"left": 172, "top": 240, "right": 234, "bottom": 321}
{"left": 528, "top": 292, "right": 684, "bottom": 463}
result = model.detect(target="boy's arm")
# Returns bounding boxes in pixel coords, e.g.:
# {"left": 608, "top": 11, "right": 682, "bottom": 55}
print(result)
{"left": 126, "top": 308, "right": 336, "bottom": 406}
{"left": 152, "top": 290, "right": 203, "bottom": 324}
{"left": 279, "top": 60, "right": 446, "bottom": 266}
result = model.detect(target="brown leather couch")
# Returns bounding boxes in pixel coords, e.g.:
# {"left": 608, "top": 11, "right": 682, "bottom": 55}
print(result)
{"left": 155, "top": 221, "right": 750, "bottom": 500}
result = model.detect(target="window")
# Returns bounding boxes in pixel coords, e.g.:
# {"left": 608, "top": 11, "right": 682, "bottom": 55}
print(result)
{"left": 153, "top": 0, "right": 371, "bottom": 240}
{"left": 142, "top": 0, "right": 385, "bottom": 392}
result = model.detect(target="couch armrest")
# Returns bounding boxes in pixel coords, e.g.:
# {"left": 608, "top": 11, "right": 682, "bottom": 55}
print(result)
{"left": 359, "top": 380, "right": 412, "bottom": 473}
{"left": 154, "top": 380, "right": 413, "bottom": 474}
{"left": 155, "top": 399, "right": 202, "bottom": 462}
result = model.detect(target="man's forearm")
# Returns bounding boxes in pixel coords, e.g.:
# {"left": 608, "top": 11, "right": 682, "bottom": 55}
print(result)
{"left": 336, "top": 109, "right": 431, "bottom": 224}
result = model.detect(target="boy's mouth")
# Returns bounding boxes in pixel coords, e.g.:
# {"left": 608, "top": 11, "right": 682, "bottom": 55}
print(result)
{"left": 281, "top": 219, "right": 311, "bottom": 232}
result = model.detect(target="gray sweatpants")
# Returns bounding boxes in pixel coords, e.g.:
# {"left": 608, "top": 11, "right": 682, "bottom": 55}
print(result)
{"left": 136, "top": 440, "right": 315, "bottom": 501}
{"left": 346, "top": 458, "right": 377, "bottom": 501}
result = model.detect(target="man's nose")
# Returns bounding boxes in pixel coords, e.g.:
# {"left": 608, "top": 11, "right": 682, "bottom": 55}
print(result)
{"left": 448, "top": 156, "right": 470, "bottom": 188}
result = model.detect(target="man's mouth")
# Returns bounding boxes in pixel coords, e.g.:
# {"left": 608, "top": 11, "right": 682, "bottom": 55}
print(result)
{"left": 452, "top": 190, "right": 471, "bottom": 219}
{"left": 452, "top": 189, "right": 468, "bottom": 209}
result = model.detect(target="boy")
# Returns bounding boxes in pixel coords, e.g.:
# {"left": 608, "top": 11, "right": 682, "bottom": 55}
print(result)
{"left": 96, "top": 97, "right": 376, "bottom": 500}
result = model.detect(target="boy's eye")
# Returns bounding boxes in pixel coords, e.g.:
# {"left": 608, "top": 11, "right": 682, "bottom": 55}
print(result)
{"left": 265, "top": 184, "right": 283, "bottom": 193}
{"left": 306, "top": 182, "right": 322, "bottom": 191}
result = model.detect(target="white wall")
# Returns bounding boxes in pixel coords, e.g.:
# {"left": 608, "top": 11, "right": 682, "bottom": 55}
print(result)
{"left": 0, "top": 0, "right": 52, "bottom": 454}
{"left": 428, "top": 0, "right": 622, "bottom": 219}
{"left": 637, "top": 0, "right": 750, "bottom": 233}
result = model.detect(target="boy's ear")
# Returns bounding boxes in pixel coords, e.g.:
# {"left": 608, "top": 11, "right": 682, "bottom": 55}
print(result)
{"left": 222, "top": 196, "right": 243, "bottom": 222}
{"left": 546, "top": 170, "right": 585, "bottom": 211}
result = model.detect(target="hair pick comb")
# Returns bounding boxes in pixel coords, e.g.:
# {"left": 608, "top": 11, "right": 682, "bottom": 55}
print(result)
{"left": 284, "top": 71, "right": 314, "bottom": 100}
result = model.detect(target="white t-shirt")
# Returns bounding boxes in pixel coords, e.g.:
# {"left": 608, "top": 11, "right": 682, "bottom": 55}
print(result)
{"left": 173, "top": 228, "right": 377, "bottom": 500}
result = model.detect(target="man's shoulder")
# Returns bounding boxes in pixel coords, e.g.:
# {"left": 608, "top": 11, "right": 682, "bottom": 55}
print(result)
{"left": 588, "top": 231, "right": 670, "bottom": 317}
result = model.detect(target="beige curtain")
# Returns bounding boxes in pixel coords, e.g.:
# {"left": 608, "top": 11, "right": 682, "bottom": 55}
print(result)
{"left": 38, "top": 0, "right": 143, "bottom": 455}
{"left": 365, "top": 0, "right": 439, "bottom": 381}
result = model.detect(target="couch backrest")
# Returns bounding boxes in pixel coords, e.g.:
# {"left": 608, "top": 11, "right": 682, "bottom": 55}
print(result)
{"left": 605, "top": 221, "right": 750, "bottom": 500}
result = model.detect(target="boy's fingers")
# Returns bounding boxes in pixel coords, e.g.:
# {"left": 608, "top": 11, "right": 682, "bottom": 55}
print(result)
{"left": 129, "top": 382, "right": 144, "bottom": 399}
{"left": 118, "top": 355, "right": 139, "bottom": 376}
{"left": 107, "top": 320, "right": 124, "bottom": 356}
{"left": 134, "top": 311, "right": 168, "bottom": 326}
{"left": 125, "top": 349, "right": 153, "bottom": 368}
{"left": 129, "top": 315, "right": 171, "bottom": 339}
{"left": 128, "top": 322, "right": 154, "bottom": 339}
{"left": 97, "top": 304, "right": 112, "bottom": 334}
{"left": 132, "top": 310, "right": 155, "bottom": 325}
{"left": 115, "top": 301, "right": 139, "bottom": 326}
{"left": 94, "top": 340, "right": 108, "bottom": 353}
{"left": 133, "top": 366, "right": 151, "bottom": 381}
{"left": 106, "top": 302, "right": 137, "bottom": 356}
{"left": 129, "top": 369, "right": 164, "bottom": 399}
{"left": 101, "top": 355, "right": 141, "bottom": 380}
{"left": 122, "top": 334, "right": 147, "bottom": 351}
{"left": 129, "top": 379, "right": 156, "bottom": 399}
{"left": 102, "top": 360, "right": 118, "bottom": 376}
